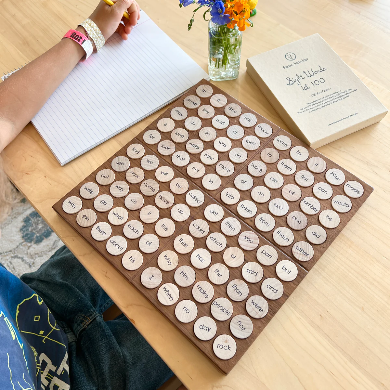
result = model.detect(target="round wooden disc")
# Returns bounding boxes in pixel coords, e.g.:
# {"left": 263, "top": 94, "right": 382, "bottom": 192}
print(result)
{"left": 273, "top": 135, "right": 292, "bottom": 150}
{"left": 295, "top": 170, "right": 315, "bottom": 187}
{"left": 223, "top": 247, "right": 245, "bottom": 267}
{"left": 202, "top": 174, "right": 222, "bottom": 191}
{"left": 108, "top": 207, "right": 128, "bottom": 225}
{"left": 157, "top": 118, "right": 175, "bottom": 132}
{"left": 282, "top": 184, "right": 302, "bottom": 202}
{"left": 268, "top": 198, "right": 289, "bottom": 217}
{"left": 251, "top": 186, "right": 271, "bottom": 204}
{"left": 174, "top": 266, "right": 196, "bottom": 287}
{"left": 216, "top": 161, "right": 235, "bottom": 177}
{"left": 225, "top": 102, "right": 242, "bottom": 117}
{"left": 211, "top": 297, "right": 233, "bottom": 321}
{"left": 264, "top": 172, "right": 284, "bottom": 189}
{"left": 273, "top": 227, "right": 295, "bottom": 246}
{"left": 170, "top": 177, "right": 189, "bottom": 194}
{"left": 313, "top": 182, "right": 333, "bottom": 200}
{"left": 189, "top": 219, "right": 210, "bottom": 238}
{"left": 227, "top": 279, "right": 249, "bottom": 302}
{"left": 96, "top": 169, "right": 115, "bottom": 185}
{"left": 206, "top": 233, "right": 227, "bottom": 252}
{"left": 127, "top": 143, "right": 145, "bottom": 159}
{"left": 175, "top": 300, "right": 198, "bottom": 323}
{"left": 91, "top": 222, "right": 112, "bottom": 241}
{"left": 158, "top": 283, "right": 180, "bottom": 306}
{"left": 213, "top": 334, "right": 237, "bottom": 361}
{"left": 220, "top": 188, "right": 240, "bottom": 205}
{"left": 185, "top": 116, "right": 202, "bottom": 131}
{"left": 290, "top": 145, "right": 309, "bottom": 161}
{"left": 306, "top": 224, "right": 327, "bottom": 245}
{"left": 199, "top": 127, "right": 217, "bottom": 142}
{"left": 171, "top": 204, "right": 191, "bottom": 222}
{"left": 110, "top": 181, "right": 130, "bottom": 198}
{"left": 276, "top": 260, "right": 298, "bottom": 282}
{"left": 300, "top": 196, "right": 321, "bottom": 215}
{"left": 141, "top": 155, "right": 160, "bottom": 170}
{"left": 196, "top": 84, "right": 213, "bottom": 98}
{"left": 214, "top": 137, "right": 232, "bottom": 152}
{"left": 234, "top": 174, "right": 254, "bottom": 191}
{"left": 208, "top": 263, "right": 230, "bottom": 285}
{"left": 307, "top": 156, "right": 327, "bottom": 173}
{"left": 220, "top": 217, "right": 242, "bottom": 236}
{"left": 227, "top": 125, "right": 244, "bottom": 140}
{"left": 257, "top": 245, "right": 278, "bottom": 265}
{"left": 171, "top": 128, "right": 189, "bottom": 143}
{"left": 255, "top": 123, "right": 273, "bottom": 138}
{"left": 248, "top": 160, "right": 267, "bottom": 177}
{"left": 140, "top": 179, "right": 160, "bottom": 197}
{"left": 229, "top": 148, "right": 248, "bottom": 163}
{"left": 111, "top": 156, "right": 130, "bottom": 172}
{"left": 261, "top": 148, "right": 279, "bottom": 164}
{"left": 124, "top": 193, "right": 144, "bottom": 211}
{"left": 76, "top": 209, "right": 97, "bottom": 227}
{"left": 198, "top": 104, "right": 215, "bottom": 119}
{"left": 80, "top": 182, "right": 99, "bottom": 199}
{"left": 239, "top": 112, "right": 257, "bottom": 127}
{"left": 238, "top": 231, "right": 260, "bottom": 251}
{"left": 139, "top": 234, "right": 160, "bottom": 254}
{"left": 246, "top": 295, "right": 268, "bottom": 319}
{"left": 332, "top": 194, "right": 352, "bottom": 213}
{"left": 212, "top": 115, "right": 230, "bottom": 129}
{"left": 200, "top": 149, "right": 219, "bottom": 165}
{"left": 171, "top": 106, "right": 188, "bottom": 120}
{"left": 155, "top": 218, "right": 176, "bottom": 237}
{"left": 155, "top": 166, "right": 174, "bottom": 183}
{"left": 140, "top": 205, "right": 160, "bottom": 223}
{"left": 191, "top": 248, "right": 212, "bottom": 269}
{"left": 187, "top": 162, "right": 206, "bottom": 179}
{"left": 237, "top": 200, "right": 258, "bottom": 219}
{"left": 319, "top": 209, "right": 340, "bottom": 229}
{"left": 126, "top": 167, "right": 145, "bottom": 184}
{"left": 261, "top": 278, "right": 284, "bottom": 300}
{"left": 93, "top": 194, "right": 114, "bottom": 213}
{"left": 287, "top": 211, "right": 308, "bottom": 231}
{"left": 186, "top": 189, "right": 205, "bottom": 207}
{"left": 157, "top": 140, "right": 176, "bottom": 156}
{"left": 158, "top": 250, "right": 179, "bottom": 271}
{"left": 155, "top": 191, "right": 175, "bottom": 209}
{"left": 344, "top": 181, "right": 364, "bottom": 198}
{"left": 122, "top": 250, "right": 143, "bottom": 271}
{"left": 292, "top": 241, "right": 314, "bottom": 262}
{"left": 141, "top": 267, "right": 162, "bottom": 289}
{"left": 62, "top": 196, "right": 82, "bottom": 214}
{"left": 186, "top": 139, "right": 204, "bottom": 154}
{"left": 171, "top": 151, "right": 190, "bottom": 167}
{"left": 326, "top": 168, "right": 345, "bottom": 185}
{"left": 106, "top": 236, "right": 127, "bottom": 256}
{"left": 123, "top": 220, "right": 144, "bottom": 239}
{"left": 255, "top": 213, "right": 275, "bottom": 232}
{"left": 277, "top": 159, "right": 297, "bottom": 175}
{"left": 174, "top": 234, "right": 195, "bottom": 254}
{"left": 210, "top": 94, "right": 228, "bottom": 107}
{"left": 242, "top": 136, "right": 260, "bottom": 151}
{"left": 194, "top": 316, "right": 217, "bottom": 341}
{"left": 242, "top": 262, "right": 263, "bottom": 283}
{"left": 204, "top": 204, "right": 224, "bottom": 222}
{"left": 184, "top": 95, "right": 201, "bottom": 109}
{"left": 230, "top": 314, "right": 253, "bottom": 339}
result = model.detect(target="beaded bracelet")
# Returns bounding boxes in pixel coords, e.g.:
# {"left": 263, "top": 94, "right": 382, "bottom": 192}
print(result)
{"left": 80, "top": 18, "right": 105, "bottom": 51}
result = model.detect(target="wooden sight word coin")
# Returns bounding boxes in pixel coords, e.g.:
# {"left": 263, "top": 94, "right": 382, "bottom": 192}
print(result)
{"left": 111, "top": 156, "right": 130, "bottom": 172}
{"left": 230, "top": 315, "right": 253, "bottom": 339}
{"left": 189, "top": 219, "right": 210, "bottom": 238}
{"left": 225, "top": 102, "right": 242, "bottom": 117}
{"left": 158, "top": 283, "right": 180, "bottom": 306}
{"left": 290, "top": 145, "right": 309, "bottom": 162}
{"left": 255, "top": 122, "right": 273, "bottom": 138}
{"left": 234, "top": 174, "right": 253, "bottom": 191}
{"left": 208, "top": 263, "right": 230, "bottom": 285}
{"left": 344, "top": 181, "right": 364, "bottom": 198}
{"left": 214, "top": 137, "right": 232, "bottom": 152}
{"left": 194, "top": 316, "right": 217, "bottom": 341}
{"left": 307, "top": 156, "right": 327, "bottom": 173}
{"left": 186, "top": 138, "right": 204, "bottom": 154}
{"left": 221, "top": 217, "right": 241, "bottom": 237}
{"left": 187, "top": 162, "right": 206, "bottom": 179}
{"left": 196, "top": 84, "right": 213, "bottom": 98}
{"left": 126, "top": 167, "right": 145, "bottom": 184}
{"left": 108, "top": 207, "right": 128, "bottom": 225}
{"left": 300, "top": 196, "right": 321, "bottom": 215}
{"left": 211, "top": 297, "right": 233, "bottom": 321}
{"left": 192, "top": 281, "right": 214, "bottom": 303}
{"left": 332, "top": 195, "right": 352, "bottom": 213}
{"left": 96, "top": 169, "right": 115, "bottom": 185}
{"left": 172, "top": 151, "right": 190, "bottom": 167}
{"left": 140, "top": 205, "right": 159, "bottom": 224}
{"left": 229, "top": 148, "right": 247, "bottom": 163}
{"left": 273, "top": 227, "right": 294, "bottom": 246}
{"left": 276, "top": 260, "right": 298, "bottom": 281}
{"left": 127, "top": 143, "right": 145, "bottom": 159}
{"left": 242, "top": 262, "right": 263, "bottom": 283}
{"left": 62, "top": 196, "right": 82, "bottom": 214}
{"left": 141, "top": 267, "right": 163, "bottom": 289}
{"left": 264, "top": 172, "right": 284, "bottom": 189}
{"left": 174, "top": 265, "right": 196, "bottom": 287}
{"left": 139, "top": 234, "right": 160, "bottom": 254}
{"left": 141, "top": 155, "right": 159, "bottom": 170}
{"left": 123, "top": 220, "right": 144, "bottom": 239}
{"left": 184, "top": 95, "right": 201, "bottom": 109}
{"left": 295, "top": 170, "right": 315, "bottom": 187}
{"left": 326, "top": 168, "right": 345, "bottom": 185}
{"left": 191, "top": 248, "right": 212, "bottom": 269}
{"left": 155, "top": 191, "right": 175, "bottom": 209}
{"left": 155, "top": 166, "right": 174, "bottom": 183}
{"left": 273, "top": 135, "right": 292, "bottom": 151}
{"left": 246, "top": 295, "right": 268, "bottom": 319}
{"left": 292, "top": 241, "right": 314, "bottom": 262}
{"left": 319, "top": 209, "right": 340, "bottom": 229}
{"left": 170, "top": 177, "right": 189, "bottom": 195}
{"left": 91, "top": 222, "right": 112, "bottom": 241}
{"left": 227, "top": 279, "right": 249, "bottom": 302}
{"left": 216, "top": 161, "right": 234, "bottom": 177}
{"left": 206, "top": 233, "right": 227, "bottom": 252}
{"left": 261, "top": 148, "right": 279, "bottom": 164}
{"left": 210, "top": 94, "right": 228, "bottom": 108}
{"left": 122, "top": 250, "right": 143, "bottom": 271}
{"left": 171, "top": 128, "right": 189, "bottom": 143}
{"left": 213, "top": 334, "right": 237, "bottom": 360}
{"left": 242, "top": 135, "right": 260, "bottom": 151}
{"left": 306, "top": 225, "right": 327, "bottom": 245}
{"left": 199, "top": 127, "right": 216, "bottom": 142}
{"left": 94, "top": 194, "right": 113, "bottom": 212}
{"left": 257, "top": 245, "right": 278, "bottom": 265}
{"left": 143, "top": 129, "right": 161, "bottom": 145}
{"left": 227, "top": 125, "right": 244, "bottom": 140}
{"left": 106, "top": 236, "right": 127, "bottom": 256}
{"left": 80, "top": 182, "right": 99, "bottom": 199}
{"left": 200, "top": 149, "right": 219, "bottom": 165}
{"left": 202, "top": 174, "right": 222, "bottom": 191}
{"left": 155, "top": 218, "right": 175, "bottom": 237}
{"left": 198, "top": 104, "right": 215, "bottom": 119}
{"left": 237, "top": 200, "right": 257, "bottom": 219}
{"left": 287, "top": 211, "right": 308, "bottom": 231}
{"left": 110, "top": 181, "right": 129, "bottom": 198}
{"left": 255, "top": 213, "right": 275, "bottom": 232}
{"left": 157, "top": 118, "right": 175, "bottom": 132}
{"left": 221, "top": 188, "right": 240, "bottom": 205}
{"left": 158, "top": 140, "right": 175, "bottom": 156}
{"left": 223, "top": 247, "right": 245, "bottom": 267}
{"left": 269, "top": 198, "right": 289, "bottom": 217}
{"left": 175, "top": 300, "right": 198, "bottom": 323}
{"left": 248, "top": 160, "right": 267, "bottom": 177}
{"left": 158, "top": 250, "right": 179, "bottom": 271}
{"left": 171, "top": 203, "right": 191, "bottom": 222}
{"left": 186, "top": 189, "right": 205, "bottom": 207}
{"left": 125, "top": 193, "right": 144, "bottom": 211}
{"left": 239, "top": 112, "right": 257, "bottom": 127}
{"left": 204, "top": 203, "right": 224, "bottom": 222}
{"left": 171, "top": 106, "right": 188, "bottom": 121}
{"left": 185, "top": 116, "right": 202, "bottom": 131}
{"left": 282, "top": 184, "right": 302, "bottom": 202}
{"left": 238, "top": 231, "right": 260, "bottom": 251}
{"left": 261, "top": 278, "right": 283, "bottom": 300}
{"left": 174, "top": 234, "right": 195, "bottom": 254}
{"left": 277, "top": 159, "right": 297, "bottom": 175}
{"left": 212, "top": 115, "right": 230, "bottom": 129}
{"left": 140, "top": 179, "right": 159, "bottom": 197}
{"left": 76, "top": 209, "right": 97, "bottom": 228}
{"left": 313, "top": 182, "right": 333, "bottom": 200}
{"left": 251, "top": 186, "right": 271, "bottom": 204}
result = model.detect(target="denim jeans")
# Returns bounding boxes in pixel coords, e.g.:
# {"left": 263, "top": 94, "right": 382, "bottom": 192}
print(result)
{"left": 20, "top": 246, "right": 173, "bottom": 390}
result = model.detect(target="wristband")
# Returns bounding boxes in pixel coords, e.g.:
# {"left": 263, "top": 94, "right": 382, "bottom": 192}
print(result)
{"left": 63, "top": 30, "right": 93, "bottom": 60}
{"left": 80, "top": 19, "right": 105, "bottom": 52}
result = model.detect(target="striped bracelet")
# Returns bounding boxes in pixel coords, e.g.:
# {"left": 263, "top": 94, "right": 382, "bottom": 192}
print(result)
{"left": 79, "top": 18, "right": 105, "bottom": 51}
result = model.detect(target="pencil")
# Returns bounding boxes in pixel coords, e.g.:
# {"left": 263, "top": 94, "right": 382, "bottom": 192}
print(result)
{"left": 102, "top": 0, "right": 130, "bottom": 19}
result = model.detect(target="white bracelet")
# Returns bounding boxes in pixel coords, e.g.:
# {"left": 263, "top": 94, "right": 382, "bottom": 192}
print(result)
{"left": 80, "top": 19, "right": 105, "bottom": 51}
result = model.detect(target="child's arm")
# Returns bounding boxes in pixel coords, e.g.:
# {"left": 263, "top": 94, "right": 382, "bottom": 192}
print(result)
{"left": 0, "top": 0, "right": 140, "bottom": 153}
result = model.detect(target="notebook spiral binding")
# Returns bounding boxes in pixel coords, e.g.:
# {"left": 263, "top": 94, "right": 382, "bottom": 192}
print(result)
{"left": 1, "top": 63, "right": 27, "bottom": 81}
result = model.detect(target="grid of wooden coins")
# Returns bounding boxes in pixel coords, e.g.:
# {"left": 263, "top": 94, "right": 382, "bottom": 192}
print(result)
{"left": 54, "top": 80, "right": 372, "bottom": 373}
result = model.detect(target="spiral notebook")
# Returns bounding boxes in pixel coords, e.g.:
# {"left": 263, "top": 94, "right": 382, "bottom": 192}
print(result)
{"left": 2, "top": 11, "right": 208, "bottom": 166}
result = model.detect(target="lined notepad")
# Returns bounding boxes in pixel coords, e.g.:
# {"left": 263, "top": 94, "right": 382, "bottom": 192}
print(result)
{"left": 28, "top": 11, "right": 208, "bottom": 165}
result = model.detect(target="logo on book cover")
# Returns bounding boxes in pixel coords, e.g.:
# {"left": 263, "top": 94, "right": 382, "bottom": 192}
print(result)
{"left": 285, "top": 52, "right": 296, "bottom": 61}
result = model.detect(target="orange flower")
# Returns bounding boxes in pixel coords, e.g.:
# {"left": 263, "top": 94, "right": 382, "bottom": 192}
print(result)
{"left": 225, "top": 0, "right": 252, "bottom": 31}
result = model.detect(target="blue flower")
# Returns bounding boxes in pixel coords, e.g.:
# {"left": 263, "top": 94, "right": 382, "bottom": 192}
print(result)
{"left": 197, "top": 0, "right": 213, "bottom": 5}
{"left": 21, "top": 211, "right": 53, "bottom": 244}
{"left": 210, "top": 1, "right": 231, "bottom": 24}
{"left": 180, "top": 0, "right": 195, "bottom": 6}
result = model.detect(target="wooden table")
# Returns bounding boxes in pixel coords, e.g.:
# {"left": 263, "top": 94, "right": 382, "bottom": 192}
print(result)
{"left": 1, "top": 0, "right": 390, "bottom": 388}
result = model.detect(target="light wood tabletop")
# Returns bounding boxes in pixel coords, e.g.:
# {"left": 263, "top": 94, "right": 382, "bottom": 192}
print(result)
{"left": 1, "top": 0, "right": 390, "bottom": 389}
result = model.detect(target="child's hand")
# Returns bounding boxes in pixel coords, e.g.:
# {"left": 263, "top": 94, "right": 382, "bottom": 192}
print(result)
{"left": 89, "top": 0, "right": 141, "bottom": 42}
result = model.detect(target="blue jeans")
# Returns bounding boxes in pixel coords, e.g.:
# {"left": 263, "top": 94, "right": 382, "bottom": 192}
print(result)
{"left": 20, "top": 246, "right": 173, "bottom": 390}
